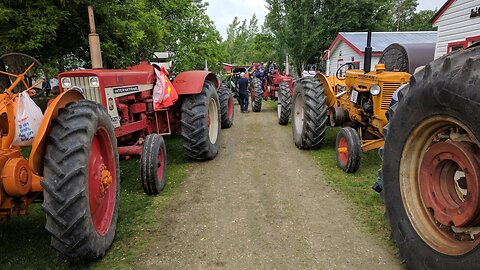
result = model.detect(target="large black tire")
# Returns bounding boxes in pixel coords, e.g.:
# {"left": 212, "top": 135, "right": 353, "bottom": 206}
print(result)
{"left": 141, "top": 133, "right": 167, "bottom": 195}
{"left": 291, "top": 77, "right": 328, "bottom": 149}
{"left": 382, "top": 47, "right": 480, "bottom": 269}
{"left": 181, "top": 80, "right": 221, "bottom": 160}
{"left": 219, "top": 85, "right": 234, "bottom": 129}
{"left": 277, "top": 81, "right": 291, "bottom": 125}
{"left": 252, "top": 77, "right": 263, "bottom": 112}
{"left": 42, "top": 100, "right": 120, "bottom": 263}
{"left": 335, "top": 127, "right": 361, "bottom": 173}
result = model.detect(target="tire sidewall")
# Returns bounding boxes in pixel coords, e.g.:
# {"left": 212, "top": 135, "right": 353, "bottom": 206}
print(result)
{"left": 292, "top": 85, "right": 305, "bottom": 146}
{"left": 205, "top": 82, "right": 221, "bottom": 157}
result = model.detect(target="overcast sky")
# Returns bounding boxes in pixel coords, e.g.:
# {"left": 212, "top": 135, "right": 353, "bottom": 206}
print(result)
{"left": 205, "top": 0, "right": 447, "bottom": 39}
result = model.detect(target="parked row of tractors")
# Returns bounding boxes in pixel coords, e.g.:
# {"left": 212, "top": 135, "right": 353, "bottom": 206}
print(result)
{"left": 0, "top": 7, "right": 235, "bottom": 263}
{"left": 272, "top": 31, "right": 480, "bottom": 269}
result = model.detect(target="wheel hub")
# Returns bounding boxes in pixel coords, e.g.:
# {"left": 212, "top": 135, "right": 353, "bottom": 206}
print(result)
{"left": 420, "top": 141, "right": 480, "bottom": 227}
{"left": 337, "top": 137, "right": 348, "bottom": 165}
{"left": 100, "top": 165, "right": 113, "bottom": 194}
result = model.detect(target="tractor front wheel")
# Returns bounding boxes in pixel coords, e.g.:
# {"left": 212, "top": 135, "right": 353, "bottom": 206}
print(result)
{"left": 277, "top": 81, "right": 291, "bottom": 125}
{"left": 335, "top": 127, "right": 361, "bottom": 173}
{"left": 42, "top": 100, "right": 120, "bottom": 263}
{"left": 181, "top": 81, "right": 221, "bottom": 160}
{"left": 219, "top": 85, "right": 234, "bottom": 129}
{"left": 141, "top": 133, "right": 167, "bottom": 195}
{"left": 291, "top": 77, "right": 328, "bottom": 149}
{"left": 252, "top": 78, "right": 263, "bottom": 112}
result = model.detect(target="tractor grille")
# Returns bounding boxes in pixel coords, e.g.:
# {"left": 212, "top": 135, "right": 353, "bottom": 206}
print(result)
{"left": 69, "top": 77, "right": 102, "bottom": 104}
{"left": 381, "top": 82, "right": 401, "bottom": 110}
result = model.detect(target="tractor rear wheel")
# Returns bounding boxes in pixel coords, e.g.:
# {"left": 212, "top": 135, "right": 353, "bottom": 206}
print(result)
{"left": 335, "top": 127, "right": 361, "bottom": 173}
{"left": 141, "top": 133, "right": 167, "bottom": 195}
{"left": 219, "top": 85, "right": 234, "bottom": 129}
{"left": 42, "top": 100, "right": 119, "bottom": 263}
{"left": 291, "top": 77, "right": 328, "bottom": 149}
{"left": 277, "top": 81, "right": 291, "bottom": 125}
{"left": 252, "top": 78, "right": 263, "bottom": 112}
{"left": 382, "top": 47, "right": 480, "bottom": 269}
{"left": 181, "top": 80, "right": 221, "bottom": 160}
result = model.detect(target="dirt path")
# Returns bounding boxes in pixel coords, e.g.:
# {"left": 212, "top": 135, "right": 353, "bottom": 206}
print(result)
{"left": 142, "top": 104, "right": 402, "bottom": 269}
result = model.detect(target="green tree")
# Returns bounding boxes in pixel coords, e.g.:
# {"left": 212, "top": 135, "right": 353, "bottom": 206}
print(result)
{"left": 404, "top": 10, "right": 437, "bottom": 31}
{"left": 391, "top": 0, "right": 418, "bottom": 31}
{"left": 266, "top": 0, "right": 393, "bottom": 75}
{"left": 0, "top": 0, "right": 224, "bottom": 73}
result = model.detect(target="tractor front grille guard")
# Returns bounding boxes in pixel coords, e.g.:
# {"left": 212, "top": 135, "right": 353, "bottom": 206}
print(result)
{"left": 66, "top": 76, "right": 102, "bottom": 104}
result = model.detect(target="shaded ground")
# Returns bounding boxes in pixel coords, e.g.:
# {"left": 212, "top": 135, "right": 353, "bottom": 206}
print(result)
{"left": 141, "top": 103, "right": 403, "bottom": 269}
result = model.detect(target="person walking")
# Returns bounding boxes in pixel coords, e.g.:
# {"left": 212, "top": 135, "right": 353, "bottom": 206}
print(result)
{"left": 238, "top": 72, "right": 249, "bottom": 113}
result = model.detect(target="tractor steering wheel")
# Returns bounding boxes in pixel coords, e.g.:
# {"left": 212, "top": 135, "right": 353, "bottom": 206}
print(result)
{"left": 0, "top": 53, "right": 49, "bottom": 97}
{"left": 335, "top": 63, "right": 356, "bottom": 81}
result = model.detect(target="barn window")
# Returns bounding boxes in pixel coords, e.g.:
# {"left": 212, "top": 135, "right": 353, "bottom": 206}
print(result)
{"left": 447, "top": 41, "right": 467, "bottom": 53}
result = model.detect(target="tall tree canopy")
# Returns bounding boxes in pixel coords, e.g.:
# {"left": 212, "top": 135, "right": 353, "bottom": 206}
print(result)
{"left": 223, "top": 15, "right": 277, "bottom": 66}
{"left": 264, "top": 0, "right": 437, "bottom": 75}
{"left": 265, "top": 0, "right": 393, "bottom": 75}
{"left": 0, "top": 0, "right": 224, "bottom": 73}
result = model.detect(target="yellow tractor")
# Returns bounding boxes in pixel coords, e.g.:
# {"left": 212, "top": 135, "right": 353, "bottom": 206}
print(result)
{"left": 0, "top": 53, "right": 119, "bottom": 263}
{"left": 291, "top": 32, "right": 410, "bottom": 172}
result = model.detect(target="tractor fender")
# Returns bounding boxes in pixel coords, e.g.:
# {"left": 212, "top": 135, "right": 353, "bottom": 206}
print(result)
{"left": 173, "top": 71, "right": 219, "bottom": 95}
{"left": 29, "top": 89, "right": 84, "bottom": 175}
{"left": 314, "top": 73, "right": 337, "bottom": 108}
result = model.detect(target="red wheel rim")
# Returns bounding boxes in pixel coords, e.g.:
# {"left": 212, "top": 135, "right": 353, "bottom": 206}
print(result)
{"left": 157, "top": 145, "right": 165, "bottom": 182}
{"left": 419, "top": 141, "right": 480, "bottom": 227}
{"left": 88, "top": 127, "right": 116, "bottom": 236}
{"left": 338, "top": 137, "right": 349, "bottom": 165}
{"left": 227, "top": 97, "right": 233, "bottom": 119}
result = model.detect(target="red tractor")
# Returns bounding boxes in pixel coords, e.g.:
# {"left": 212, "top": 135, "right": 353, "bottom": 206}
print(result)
{"left": 251, "top": 69, "right": 294, "bottom": 125}
{"left": 58, "top": 59, "right": 234, "bottom": 195}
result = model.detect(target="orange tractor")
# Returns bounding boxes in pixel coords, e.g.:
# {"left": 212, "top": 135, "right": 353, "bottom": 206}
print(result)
{"left": 0, "top": 53, "right": 119, "bottom": 262}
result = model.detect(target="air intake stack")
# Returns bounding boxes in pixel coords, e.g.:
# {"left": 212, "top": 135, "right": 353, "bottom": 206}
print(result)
{"left": 364, "top": 31, "right": 372, "bottom": 73}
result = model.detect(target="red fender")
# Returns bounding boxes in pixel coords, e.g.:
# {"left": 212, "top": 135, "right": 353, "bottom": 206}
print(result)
{"left": 173, "top": 71, "right": 219, "bottom": 95}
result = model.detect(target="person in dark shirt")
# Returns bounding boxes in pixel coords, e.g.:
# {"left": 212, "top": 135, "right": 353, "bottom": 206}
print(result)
{"left": 238, "top": 72, "right": 249, "bottom": 113}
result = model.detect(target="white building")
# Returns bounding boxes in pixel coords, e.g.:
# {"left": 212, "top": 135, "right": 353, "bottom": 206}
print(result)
{"left": 323, "top": 32, "right": 437, "bottom": 76}
{"left": 432, "top": 0, "right": 480, "bottom": 59}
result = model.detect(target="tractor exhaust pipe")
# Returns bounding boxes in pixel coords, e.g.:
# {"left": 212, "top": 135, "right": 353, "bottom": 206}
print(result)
{"left": 88, "top": 5, "right": 103, "bottom": 69}
{"left": 364, "top": 31, "right": 372, "bottom": 73}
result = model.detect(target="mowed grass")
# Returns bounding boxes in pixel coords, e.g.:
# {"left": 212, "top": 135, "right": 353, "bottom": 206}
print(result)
{"left": 267, "top": 100, "right": 389, "bottom": 240}
{"left": 0, "top": 136, "right": 191, "bottom": 270}
{"left": 310, "top": 128, "right": 389, "bottom": 239}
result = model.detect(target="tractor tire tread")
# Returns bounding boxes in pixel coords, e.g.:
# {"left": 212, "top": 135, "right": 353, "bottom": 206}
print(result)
{"left": 42, "top": 100, "right": 119, "bottom": 263}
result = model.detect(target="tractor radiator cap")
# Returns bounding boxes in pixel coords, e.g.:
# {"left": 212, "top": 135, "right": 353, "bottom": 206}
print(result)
{"left": 379, "top": 43, "right": 436, "bottom": 74}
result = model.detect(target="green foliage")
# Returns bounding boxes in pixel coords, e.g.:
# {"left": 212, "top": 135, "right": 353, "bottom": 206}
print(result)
{"left": 391, "top": 0, "right": 418, "bottom": 31}
{"left": 402, "top": 9, "right": 437, "bottom": 31}
{"left": 0, "top": 0, "right": 224, "bottom": 73}
{"left": 265, "top": 0, "right": 394, "bottom": 75}
{"left": 223, "top": 15, "right": 278, "bottom": 66}
{"left": 264, "top": 0, "right": 437, "bottom": 75}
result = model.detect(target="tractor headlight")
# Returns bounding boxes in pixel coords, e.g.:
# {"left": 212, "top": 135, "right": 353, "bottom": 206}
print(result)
{"left": 89, "top": 76, "right": 100, "bottom": 87}
{"left": 61, "top": 77, "right": 72, "bottom": 88}
{"left": 369, "top": 84, "right": 381, "bottom": 96}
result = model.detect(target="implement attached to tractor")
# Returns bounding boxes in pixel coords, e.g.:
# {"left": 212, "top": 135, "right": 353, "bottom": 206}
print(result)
{"left": 292, "top": 31, "right": 411, "bottom": 173}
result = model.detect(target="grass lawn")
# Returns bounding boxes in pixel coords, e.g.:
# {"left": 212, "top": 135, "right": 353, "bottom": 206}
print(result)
{"left": 0, "top": 136, "right": 191, "bottom": 270}
{"left": 267, "top": 100, "right": 389, "bottom": 240}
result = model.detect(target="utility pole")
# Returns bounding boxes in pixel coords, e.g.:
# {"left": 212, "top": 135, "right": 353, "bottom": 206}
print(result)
{"left": 88, "top": 5, "right": 103, "bottom": 69}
